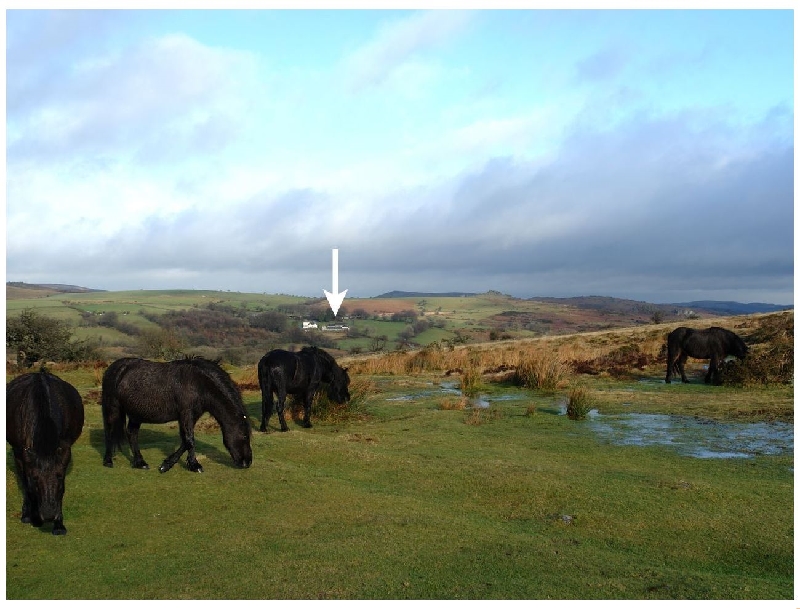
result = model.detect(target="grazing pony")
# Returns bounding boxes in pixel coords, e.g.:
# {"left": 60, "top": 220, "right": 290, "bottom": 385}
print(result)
{"left": 102, "top": 357, "right": 252, "bottom": 472}
{"left": 665, "top": 326, "right": 748, "bottom": 384}
{"left": 257, "top": 346, "right": 350, "bottom": 432}
{"left": 7, "top": 371, "right": 84, "bottom": 535}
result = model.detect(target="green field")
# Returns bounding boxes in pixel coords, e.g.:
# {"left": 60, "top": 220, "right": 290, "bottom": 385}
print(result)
{"left": 5, "top": 288, "right": 694, "bottom": 359}
{"left": 5, "top": 290, "right": 794, "bottom": 599}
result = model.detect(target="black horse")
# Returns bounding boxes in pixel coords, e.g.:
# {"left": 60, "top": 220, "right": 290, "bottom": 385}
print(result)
{"left": 665, "top": 326, "right": 748, "bottom": 384}
{"left": 102, "top": 357, "right": 252, "bottom": 472}
{"left": 257, "top": 346, "right": 350, "bottom": 432}
{"left": 7, "top": 371, "right": 85, "bottom": 535}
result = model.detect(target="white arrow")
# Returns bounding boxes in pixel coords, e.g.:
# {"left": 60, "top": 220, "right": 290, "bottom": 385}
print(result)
{"left": 323, "top": 248, "right": 347, "bottom": 316}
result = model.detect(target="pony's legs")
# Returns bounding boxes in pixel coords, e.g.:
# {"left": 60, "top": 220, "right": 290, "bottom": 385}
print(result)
{"left": 301, "top": 386, "right": 316, "bottom": 428}
{"left": 260, "top": 380, "right": 275, "bottom": 432}
{"left": 677, "top": 353, "right": 690, "bottom": 383}
{"left": 125, "top": 417, "right": 149, "bottom": 469}
{"left": 13, "top": 451, "right": 38, "bottom": 525}
{"left": 665, "top": 352, "right": 675, "bottom": 383}
{"left": 275, "top": 388, "right": 290, "bottom": 432}
{"left": 102, "top": 396, "right": 123, "bottom": 467}
{"left": 51, "top": 517, "right": 67, "bottom": 535}
{"left": 705, "top": 354, "right": 719, "bottom": 384}
{"left": 159, "top": 412, "right": 200, "bottom": 473}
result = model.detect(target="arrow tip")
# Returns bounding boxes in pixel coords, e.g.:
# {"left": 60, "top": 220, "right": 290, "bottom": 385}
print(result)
{"left": 323, "top": 289, "right": 348, "bottom": 316}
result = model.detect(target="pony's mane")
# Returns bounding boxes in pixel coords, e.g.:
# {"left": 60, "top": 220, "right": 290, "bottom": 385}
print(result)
{"left": 300, "top": 346, "right": 338, "bottom": 368}
{"left": 186, "top": 357, "right": 249, "bottom": 421}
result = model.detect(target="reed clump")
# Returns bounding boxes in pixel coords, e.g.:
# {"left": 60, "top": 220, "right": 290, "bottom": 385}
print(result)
{"left": 513, "top": 350, "right": 572, "bottom": 392}
{"left": 459, "top": 364, "right": 483, "bottom": 397}
{"left": 290, "top": 377, "right": 376, "bottom": 423}
{"left": 565, "top": 387, "right": 594, "bottom": 420}
{"left": 718, "top": 312, "right": 793, "bottom": 387}
{"left": 438, "top": 396, "right": 469, "bottom": 411}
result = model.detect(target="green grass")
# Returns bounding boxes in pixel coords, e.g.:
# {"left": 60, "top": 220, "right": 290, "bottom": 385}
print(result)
{"left": 6, "top": 366, "right": 793, "bottom": 600}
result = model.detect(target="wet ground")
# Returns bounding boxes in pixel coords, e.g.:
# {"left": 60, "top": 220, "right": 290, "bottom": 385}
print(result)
{"left": 585, "top": 411, "right": 793, "bottom": 459}
{"left": 386, "top": 381, "right": 793, "bottom": 460}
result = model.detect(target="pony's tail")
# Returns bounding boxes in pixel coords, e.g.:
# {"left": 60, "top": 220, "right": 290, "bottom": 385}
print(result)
{"left": 101, "top": 368, "right": 126, "bottom": 453}
{"left": 33, "top": 371, "right": 62, "bottom": 454}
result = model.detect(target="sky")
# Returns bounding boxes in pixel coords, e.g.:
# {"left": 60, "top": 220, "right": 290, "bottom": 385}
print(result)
{"left": 4, "top": 8, "right": 795, "bottom": 304}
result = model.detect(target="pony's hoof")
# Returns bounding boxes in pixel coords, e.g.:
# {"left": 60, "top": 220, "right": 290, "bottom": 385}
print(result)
{"left": 103, "top": 460, "right": 114, "bottom": 468}
{"left": 52, "top": 526, "right": 67, "bottom": 536}
{"left": 158, "top": 463, "right": 171, "bottom": 473}
{"left": 259, "top": 425, "right": 267, "bottom": 433}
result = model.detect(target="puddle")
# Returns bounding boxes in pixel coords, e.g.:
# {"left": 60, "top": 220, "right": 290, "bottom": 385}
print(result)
{"left": 386, "top": 382, "right": 519, "bottom": 409}
{"left": 385, "top": 382, "right": 791, "bottom": 459}
{"left": 584, "top": 412, "right": 793, "bottom": 459}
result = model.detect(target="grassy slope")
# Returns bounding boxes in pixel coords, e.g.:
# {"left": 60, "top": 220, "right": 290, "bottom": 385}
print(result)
{"left": 5, "top": 292, "right": 793, "bottom": 599}
{"left": 5, "top": 288, "right": 731, "bottom": 358}
{"left": 5, "top": 312, "right": 794, "bottom": 599}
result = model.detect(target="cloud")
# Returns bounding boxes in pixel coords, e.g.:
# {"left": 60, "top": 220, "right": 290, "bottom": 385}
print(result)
{"left": 6, "top": 12, "right": 792, "bottom": 304}
{"left": 574, "top": 45, "right": 629, "bottom": 83}
{"left": 8, "top": 103, "right": 792, "bottom": 304}
{"left": 343, "top": 10, "right": 472, "bottom": 93}
{"left": 7, "top": 31, "right": 260, "bottom": 165}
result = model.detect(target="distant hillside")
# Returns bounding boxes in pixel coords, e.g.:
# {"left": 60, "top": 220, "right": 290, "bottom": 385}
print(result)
{"left": 530, "top": 295, "right": 704, "bottom": 317}
{"left": 375, "top": 290, "right": 481, "bottom": 299}
{"left": 674, "top": 301, "right": 793, "bottom": 315}
{"left": 7, "top": 281, "right": 104, "bottom": 299}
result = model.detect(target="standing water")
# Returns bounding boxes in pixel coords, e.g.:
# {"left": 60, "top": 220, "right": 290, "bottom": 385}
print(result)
{"left": 584, "top": 411, "right": 793, "bottom": 459}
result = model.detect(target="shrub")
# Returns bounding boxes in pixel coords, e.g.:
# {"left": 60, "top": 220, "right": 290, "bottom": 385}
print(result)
{"left": 6, "top": 309, "right": 99, "bottom": 368}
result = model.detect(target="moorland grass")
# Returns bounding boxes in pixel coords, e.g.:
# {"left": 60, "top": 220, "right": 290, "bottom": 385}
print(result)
{"left": 6, "top": 311, "right": 793, "bottom": 599}
{"left": 6, "top": 360, "right": 793, "bottom": 600}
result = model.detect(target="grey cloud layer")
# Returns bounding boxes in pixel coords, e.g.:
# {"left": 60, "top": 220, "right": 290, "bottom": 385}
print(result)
{"left": 6, "top": 12, "right": 793, "bottom": 304}
{"left": 14, "top": 110, "right": 787, "bottom": 302}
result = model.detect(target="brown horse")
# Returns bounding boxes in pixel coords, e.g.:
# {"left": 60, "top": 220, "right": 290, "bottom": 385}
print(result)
{"left": 665, "top": 326, "right": 748, "bottom": 384}
{"left": 7, "top": 371, "right": 84, "bottom": 535}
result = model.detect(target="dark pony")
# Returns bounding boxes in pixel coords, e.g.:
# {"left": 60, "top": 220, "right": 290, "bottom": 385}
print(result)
{"left": 257, "top": 346, "right": 350, "bottom": 432}
{"left": 6, "top": 371, "right": 84, "bottom": 535}
{"left": 101, "top": 357, "right": 252, "bottom": 472}
{"left": 665, "top": 326, "right": 748, "bottom": 384}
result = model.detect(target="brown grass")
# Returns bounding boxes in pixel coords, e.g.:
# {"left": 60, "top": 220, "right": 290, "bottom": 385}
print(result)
{"left": 438, "top": 396, "right": 469, "bottom": 411}
{"left": 341, "top": 311, "right": 793, "bottom": 391}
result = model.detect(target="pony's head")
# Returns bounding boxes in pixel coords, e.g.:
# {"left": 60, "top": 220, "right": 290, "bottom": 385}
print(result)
{"left": 21, "top": 443, "right": 72, "bottom": 527}
{"left": 221, "top": 413, "right": 252, "bottom": 469}
{"left": 327, "top": 365, "right": 351, "bottom": 404}
{"left": 733, "top": 336, "right": 749, "bottom": 359}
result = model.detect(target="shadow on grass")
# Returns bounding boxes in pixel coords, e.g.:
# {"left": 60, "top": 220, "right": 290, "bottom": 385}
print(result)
{"left": 88, "top": 426, "right": 239, "bottom": 471}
